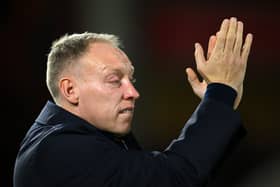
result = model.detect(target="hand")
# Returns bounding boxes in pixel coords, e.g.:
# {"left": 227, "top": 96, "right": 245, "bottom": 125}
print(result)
{"left": 186, "top": 32, "right": 217, "bottom": 99}
{"left": 187, "top": 17, "right": 253, "bottom": 109}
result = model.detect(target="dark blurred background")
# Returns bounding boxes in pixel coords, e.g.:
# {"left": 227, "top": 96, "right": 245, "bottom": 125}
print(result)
{"left": 2, "top": 0, "right": 280, "bottom": 186}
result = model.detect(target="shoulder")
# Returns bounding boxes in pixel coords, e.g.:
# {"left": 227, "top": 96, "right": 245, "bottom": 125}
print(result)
{"left": 38, "top": 131, "right": 117, "bottom": 159}
{"left": 34, "top": 131, "right": 120, "bottom": 177}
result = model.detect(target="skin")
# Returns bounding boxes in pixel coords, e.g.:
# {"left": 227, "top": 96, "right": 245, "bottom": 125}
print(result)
{"left": 58, "top": 42, "right": 140, "bottom": 135}
{"left": 186, "top": 17, "right": 253, "bottom": 109}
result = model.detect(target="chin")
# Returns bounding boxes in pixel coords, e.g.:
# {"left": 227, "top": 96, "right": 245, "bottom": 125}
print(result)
{"left": 115, "top": 124, "right": 132, "bottom": 136}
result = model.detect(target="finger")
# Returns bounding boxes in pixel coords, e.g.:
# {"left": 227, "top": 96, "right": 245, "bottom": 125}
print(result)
{"left": 207, "top": 35, "right": 217, "bottom": 59}
{"left": 224, "top": 17, "right": 237, "bottom": 53}
{"left": 213, "top": 19, "right": 229, "bottom": 54}
{"left": 194, "top": 43, "right": 206, "bottom": 68}
{"left": 186, "top": 67, "right": 201, "bottom": 89}
{"left": 241, "top": 33, "right": 253, "bottom": 62}
{"left": 233, "top": 21, "right": 243, "bottom": 55}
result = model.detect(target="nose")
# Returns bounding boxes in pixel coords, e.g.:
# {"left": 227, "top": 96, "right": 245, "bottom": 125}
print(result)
{"left": 123, "top": 81, "right": 140, "bottom": 100}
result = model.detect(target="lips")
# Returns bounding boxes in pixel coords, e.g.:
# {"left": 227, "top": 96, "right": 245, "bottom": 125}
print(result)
{"left": 119, "top": 106, "right": 134, "bottom": 114}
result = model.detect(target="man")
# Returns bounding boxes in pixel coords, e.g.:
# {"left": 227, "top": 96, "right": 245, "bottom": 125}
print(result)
{"left": 14, "top": 17, "right": 253, "bottom": 187}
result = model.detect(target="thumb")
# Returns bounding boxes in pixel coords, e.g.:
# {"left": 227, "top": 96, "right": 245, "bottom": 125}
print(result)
{"left": 186, "top": 67, "right": 201, "bottom": 88}
{"left": 186, "top": 67, "right": 207, "bottom": 99}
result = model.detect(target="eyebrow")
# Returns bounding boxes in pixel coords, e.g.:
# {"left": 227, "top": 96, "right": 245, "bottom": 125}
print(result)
{"left": 105, "top": 65, "right": 134, "bottom": 78}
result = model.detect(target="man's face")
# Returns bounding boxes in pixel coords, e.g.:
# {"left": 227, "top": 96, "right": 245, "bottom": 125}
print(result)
{"left": 75, "top": 42, "right": 140, "bottom": 135}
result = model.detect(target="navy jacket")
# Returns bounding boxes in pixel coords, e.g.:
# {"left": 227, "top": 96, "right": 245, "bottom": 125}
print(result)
{"left": 14, "top": 84, "right": 246, "bottom": 187}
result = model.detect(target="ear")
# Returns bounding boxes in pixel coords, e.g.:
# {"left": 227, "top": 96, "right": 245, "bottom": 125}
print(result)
{"left": 58, "top": 77, "right": 79, "bottom": 105}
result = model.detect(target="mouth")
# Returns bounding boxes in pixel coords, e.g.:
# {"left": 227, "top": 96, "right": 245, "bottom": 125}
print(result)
{"left": 119, "top": 107, "right": 134, "bottom": 114}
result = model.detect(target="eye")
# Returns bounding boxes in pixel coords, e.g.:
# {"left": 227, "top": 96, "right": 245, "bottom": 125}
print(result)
{"left": 109, "top": 79, "right": 121, "bottom": 86}
{"left": 106, "top": 75, "right": 122, "bottom": 87}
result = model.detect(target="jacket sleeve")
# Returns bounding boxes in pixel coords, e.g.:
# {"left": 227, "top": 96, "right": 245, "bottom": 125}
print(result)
{"left": 111, "top": 97, "right": 245, "bottom": 187}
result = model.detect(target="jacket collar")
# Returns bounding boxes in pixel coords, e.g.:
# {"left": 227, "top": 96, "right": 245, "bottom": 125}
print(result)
{"left": 35, "top": 101, "right": 140, "bottom": 148}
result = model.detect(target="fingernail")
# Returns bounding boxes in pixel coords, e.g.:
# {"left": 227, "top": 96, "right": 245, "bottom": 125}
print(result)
{"left": 223, "top": 19, "right": 229, "bottom": 23}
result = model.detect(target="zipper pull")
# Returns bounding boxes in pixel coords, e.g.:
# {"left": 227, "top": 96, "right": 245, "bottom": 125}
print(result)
{"left": 120, "top": 139, "right": 128, "bottom": 150}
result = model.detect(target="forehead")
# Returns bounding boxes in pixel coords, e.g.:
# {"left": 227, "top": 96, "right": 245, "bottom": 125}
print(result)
{"left": 81, "top": 42, "right": 134, "bottom": 75}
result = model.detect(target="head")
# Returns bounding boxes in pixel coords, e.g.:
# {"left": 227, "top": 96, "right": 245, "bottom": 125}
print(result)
{"left": 46, "top": 32, "right": 140, "bottom": 135}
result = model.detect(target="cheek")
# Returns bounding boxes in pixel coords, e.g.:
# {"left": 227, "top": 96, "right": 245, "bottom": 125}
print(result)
{"left": 79, "top": 84, "right": 121, "bottom": 113}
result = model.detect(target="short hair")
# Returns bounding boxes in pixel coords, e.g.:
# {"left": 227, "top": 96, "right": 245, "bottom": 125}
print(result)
{"left": 46, "top": 32, "right": 121, "bottom": 102}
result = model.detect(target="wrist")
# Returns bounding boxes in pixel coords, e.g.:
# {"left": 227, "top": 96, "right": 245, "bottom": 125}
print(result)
{"left": 205, "top": 83, "right": 237, "bottom": 108}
